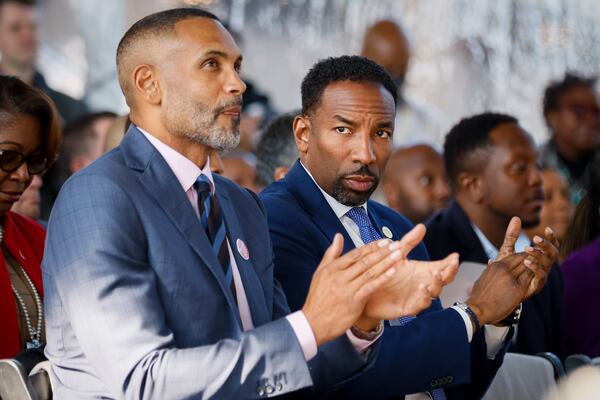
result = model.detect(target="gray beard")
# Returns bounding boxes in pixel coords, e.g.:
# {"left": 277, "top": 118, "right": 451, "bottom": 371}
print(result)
{"left": 180, "top": 122, "right": 240, "bottom": 151}
{"left": 162, "top": 96, "right": 241, "bottom": 151}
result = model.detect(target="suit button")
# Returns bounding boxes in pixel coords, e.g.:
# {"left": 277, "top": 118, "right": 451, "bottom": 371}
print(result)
{"left": 256, "top": 387, "right": 265, "bottom": 396}
{"left": 276, "top": 382, "right": 283, "bottom": 391}
{"left": 266, "top": 385, "right": 275, "bottom": 394}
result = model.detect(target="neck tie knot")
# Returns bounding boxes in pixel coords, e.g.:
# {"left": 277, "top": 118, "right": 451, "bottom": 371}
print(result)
{"left": 195, "top": 174, "right": 212, "bottom": 197}
{"left": 345, "top": 207, "right": 382, "bottom": 244}
{"left": 345, "top": 207, "right": 370, "bottom": 227}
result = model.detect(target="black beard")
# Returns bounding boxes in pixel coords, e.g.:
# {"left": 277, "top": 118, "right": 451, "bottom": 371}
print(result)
{"left": 331, "top": 166, "right": 379, "bottom": 206}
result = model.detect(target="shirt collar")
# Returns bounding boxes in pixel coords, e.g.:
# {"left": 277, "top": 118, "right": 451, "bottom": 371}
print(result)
{"left": 299, "top": 161, "right": 367, "bottom": 219}
{"left": 138, "top": 125, "right": 215, "bottom": 193}
{"left": 471, "top": 223, "right": 530, "bottom": 260}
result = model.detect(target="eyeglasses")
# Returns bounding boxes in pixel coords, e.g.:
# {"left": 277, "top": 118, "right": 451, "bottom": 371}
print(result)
{"left": 0, "top": 150, "right": 47, "bottom": 175}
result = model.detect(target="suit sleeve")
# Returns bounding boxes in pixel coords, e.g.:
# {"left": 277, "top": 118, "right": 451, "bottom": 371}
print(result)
{"left": 43, "top": 174, "right": 313, "bottom": 399}
{"left": 247, "top": 188, "right": 377, "bottom": 395}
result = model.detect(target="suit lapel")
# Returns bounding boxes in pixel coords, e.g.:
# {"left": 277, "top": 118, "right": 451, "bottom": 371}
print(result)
{"left": 216, "top": 184, "right": 270, "bottom": 327}
{"left": 446, "top": 201, "right": 489, "bottom": 263}
{"left": 285, "top": 161, "right": 355, "bottom": 254}
{"left": 121, "top": 128, "right": 240, "bottom": 320}
{"left": 368, "top": 206, "right": 397, "bottom": 241}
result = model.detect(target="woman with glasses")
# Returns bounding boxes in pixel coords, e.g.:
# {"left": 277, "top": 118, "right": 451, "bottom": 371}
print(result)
{"left": 0, "top": 76, "right": 61, "bottom": 361}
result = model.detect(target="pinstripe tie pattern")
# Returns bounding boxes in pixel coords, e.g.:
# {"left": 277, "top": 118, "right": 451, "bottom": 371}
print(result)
{"left": 345, "top": 207, "right": 447, "bottom": 400}
{"left": 195, "top": 174, "right": 237, "bottom": 303}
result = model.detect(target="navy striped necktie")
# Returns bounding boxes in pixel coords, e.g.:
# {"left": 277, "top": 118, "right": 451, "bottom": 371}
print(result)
{"left": 195, "top": 174, "right": 237, "bottom": 304}
{"left": 345, "top": 207, "right": 446, "bottom": 400}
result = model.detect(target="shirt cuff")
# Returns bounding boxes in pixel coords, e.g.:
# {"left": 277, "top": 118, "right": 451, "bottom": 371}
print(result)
{"left": 484, "top": 325, "right": 510, "bottom": 359}
{"left": 345, "top": 326, "right": 384, "bottom": 354}
{"left": 286, "top": 311, "right": 318, "bottom": 361}
{"left": 451, "top": 306, "right": 473, "bottom": 342}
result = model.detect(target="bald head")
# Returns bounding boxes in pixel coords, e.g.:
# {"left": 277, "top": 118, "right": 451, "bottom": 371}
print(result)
{"left": 382, "top": 144, "right": 450, "bottom": 223}
{"left": 361, "top": 20, "right": 411, "bottom": 87}
{"left": 116, "top": 8, "right": 220, "bottom": 107}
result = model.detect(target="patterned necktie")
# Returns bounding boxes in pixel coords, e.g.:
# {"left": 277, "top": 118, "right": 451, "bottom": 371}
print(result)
{"left": 195, "top": 174, "right": 237, "bottom": 304}
{"left": 344, "top": 207, "right": 447, "bottom": 400}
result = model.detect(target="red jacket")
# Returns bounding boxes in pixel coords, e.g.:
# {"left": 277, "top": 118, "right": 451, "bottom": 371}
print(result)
{"left": 0, "top": 211, "right": 45, "bottom": 359}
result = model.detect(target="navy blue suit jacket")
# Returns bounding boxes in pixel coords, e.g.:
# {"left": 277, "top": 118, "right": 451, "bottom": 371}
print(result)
{"left": 425, "top": 201, "right": 566, "bottom": 360}
{"left": 260, "top": 161, "right": 511, "bottom": 400}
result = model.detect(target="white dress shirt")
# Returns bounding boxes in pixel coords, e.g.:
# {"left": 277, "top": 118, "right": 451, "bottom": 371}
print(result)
{"left": 140, "top": 127, "right": 377, "bottom": 361}
{"left": 300, "top": 162, "right": 511, "bottom": 358}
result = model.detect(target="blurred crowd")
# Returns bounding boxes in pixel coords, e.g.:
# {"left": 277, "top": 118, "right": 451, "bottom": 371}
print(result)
{"left": 0, "top": 1, "right": 598, "bottom": 399}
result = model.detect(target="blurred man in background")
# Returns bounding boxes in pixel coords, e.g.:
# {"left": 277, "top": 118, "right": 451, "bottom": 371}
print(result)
{"left": 221, "top": 151, "right": 262, "bottom": 193}
{"left": 40, "top": 111, "right": 116, "bottom": 218}
{"left": 255, "top": 111, "right": 298, "bottom": 187}
{"left": 361, "top": 19, "right": 446, "bottom": 148}
{"left": 540, "top": 73, "right": 600, "bottom": 204}
{"left": 0, "top": 0, "right": 87, "bottom": 124}
{"left": 425, "top": 112, "right": 566, "bottom": 360}
{"left": 382, "top": 144, "right": 450, "bottom": 224}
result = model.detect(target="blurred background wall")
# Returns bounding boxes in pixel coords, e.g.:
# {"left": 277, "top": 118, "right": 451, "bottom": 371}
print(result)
{"left": 36, "top": 0, "right": 600, "bottom": 142}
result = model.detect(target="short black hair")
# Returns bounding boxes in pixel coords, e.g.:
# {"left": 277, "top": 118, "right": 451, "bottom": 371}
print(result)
{"left": 0, "top": 0, "right": 36, "bottom": 7}
{"left": 301, "top": 55, "right": 398, "bottom": 115}
{"left": 444, "top": 112, "right": 518, "bottom": 188}
{"left": 116, "top": 8, "right": 221, "bottom": 99}
{"left": 255, "top": 111, "right": 299, "bottom": 186}
{"left": 543, "top": 73, "right": 597, "bottom": 122}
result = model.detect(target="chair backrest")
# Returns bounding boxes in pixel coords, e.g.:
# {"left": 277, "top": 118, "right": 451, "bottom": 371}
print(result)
{"left": 564, "top": 354, "right": 593, "bottom": 374}
{"left": 29, "top": 361, "right": 52, "bottom": 400}
{"left": 439, "top": 261, "right": 486, "bottom": 307}
{"left": 537, "top": 352, "right": 566, "bottom": 378}
{"left": 0, "top": 359, "right": 36, "bottom": 400}
{"left": 482, "top": 353, "right": 558, "bottom": 400}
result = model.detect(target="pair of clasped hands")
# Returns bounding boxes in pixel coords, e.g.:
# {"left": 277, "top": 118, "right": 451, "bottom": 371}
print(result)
{"left": 302, "top": 217, "right": 559, "bottom": 346}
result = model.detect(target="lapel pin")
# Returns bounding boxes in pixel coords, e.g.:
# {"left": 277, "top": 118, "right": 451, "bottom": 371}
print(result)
{"left": 236, "top": 238, "right": 250, "bottom": 261}
{"left": 382, "top": 226, "right": 393, "bottom": 239}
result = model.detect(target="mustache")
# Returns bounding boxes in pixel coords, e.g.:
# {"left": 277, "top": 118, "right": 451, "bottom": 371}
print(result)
{"left": 341, "top": 165, "right": 377, "bottom": 179}
{"left": 213, "top": 98, "right": 243, "bottom": 115}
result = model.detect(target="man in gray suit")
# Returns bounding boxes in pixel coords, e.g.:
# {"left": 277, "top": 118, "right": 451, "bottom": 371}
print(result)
{"left": 42, "top": 8, "right": 458, "bottom": 399}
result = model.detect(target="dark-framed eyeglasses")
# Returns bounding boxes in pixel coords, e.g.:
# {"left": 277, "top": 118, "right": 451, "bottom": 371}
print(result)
{"left": 0, "top": 149, "right": 47, "bottom": 175}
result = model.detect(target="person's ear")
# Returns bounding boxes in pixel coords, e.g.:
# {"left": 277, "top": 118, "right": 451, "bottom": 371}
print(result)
{"left": 545, "top": 110, "right": 560, "bottom": 133}
{"left": 457, "top": 171, "right": 484, "bottom": 203}
{"left": 133, "top": 64, "right": 161, "bottom": 105}
{"left": 293, "top": 115, "right": 311, "bottom": 154}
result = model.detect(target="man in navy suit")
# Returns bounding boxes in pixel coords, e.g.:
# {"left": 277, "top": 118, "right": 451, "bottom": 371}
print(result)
{"left": 424, "top": 112, "right": 566, "bottom": 360}
{"left": 42, "top": 10, "right": 453, "bottom": 399}
{"left": 260, "top": 56, "right": 559, "bottom": 399}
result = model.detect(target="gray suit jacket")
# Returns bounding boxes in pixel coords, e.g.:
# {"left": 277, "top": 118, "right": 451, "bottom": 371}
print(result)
{"left": 42, "top": 127, "right": 372, "bottom": 399}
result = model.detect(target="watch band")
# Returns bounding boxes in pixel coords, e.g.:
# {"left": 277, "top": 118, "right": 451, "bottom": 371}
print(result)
{"left": 497, "top": 303, "right": 523, "bottom": 326}
{"left": 350, "top": 321, "right": 384, "bottom": 341}
{"left": 454, "top": 302, "right": 481, "bottom": 331}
